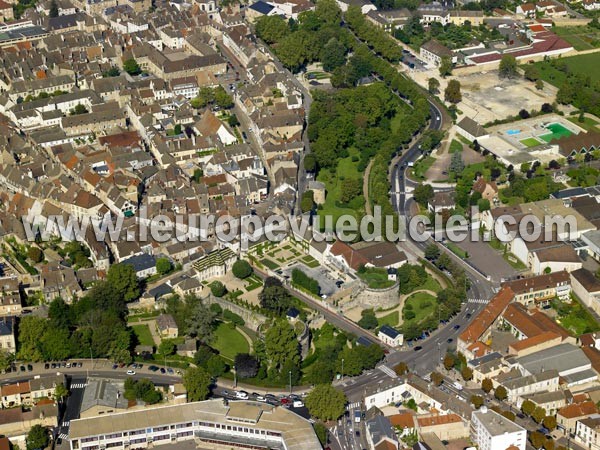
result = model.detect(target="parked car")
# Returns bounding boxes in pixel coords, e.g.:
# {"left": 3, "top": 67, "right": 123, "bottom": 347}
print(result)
{"left": 19, "top": 365, "right": 25, "bottom": 372}
{"left": 167, "top": 368, "right": 174, "bottom": 374}
{"left": 148, "top": 365, "right": 159, "bottom": 372}
{"left": 44, "top": 363, "right": 49, "bottom": 370}
{"left": 160, "top": 368, "right": 166, "bottom": 374}
{"left": 27, "top": 364, "right": 33, "bottom": 371}
{"left": 126, "top": 370, "right": 136, "bottom": 376}
{"left": 414, "top": 346, "right": 422, "bottom": 351}
{"left": 293, "top": 400, "right": 304, "bottom": 408}
{"left": 112, "top": 364, "right": 118, "bottom": 370}
{"left": 235, "top": 391, "right": 249, "bottom": 400}
{"left": 256, "top": 395, "right": 266, "bottom": 402}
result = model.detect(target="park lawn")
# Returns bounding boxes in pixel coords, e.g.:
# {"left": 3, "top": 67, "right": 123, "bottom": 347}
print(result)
{"left": 503, "top": 252, "right": 527, "bottom": 270}
{"left": 568, "top": 116, "right": 600, "bottom": 132}
{"left": 212, "top": 322, "right": 250, "bottom": 360}
{"left": 301, "top": 255, "right": 320, "bottom": 268}
{"left": 449, "top": 139, "right": 463, "bottom": 154}
{"left": 527, "top": 54, "right": 600, "bottom": 88}
{"left": 403, "top": 292, "right": 437, "bottom": 324}
{"left": 358, "top": 267, "right": 396, "bottom": 289}
{"left": 132, "top": 324, "right": 154, "bottom": 347}
{"left": 412, "top": 156, "right": 436, "bottom": 180}
{"left": 422, "top": 275, "right": 442, "bottom": 293}
{"left": 261, "top": 258, "right": 279, "bottom": 270}
{"left": 244, "top": 275, "right": 263, "bottom": 292}
{"left": 378, "top": 310, "right": 399, "bottom": 328}
{"left": 552, "top": 25, "right": 600, "bottom": 51}
{"left": 520, "top": 137, "right": 542, "bottom": 148}
{"left": 316, "top": 148, "right": 364, "bottom": 229}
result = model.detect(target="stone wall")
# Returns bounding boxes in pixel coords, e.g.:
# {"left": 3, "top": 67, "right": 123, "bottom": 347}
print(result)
{"left": 205, "top": 294, "right": 268, "bottom": 332}
{"left": 355, "top": 283, "right": 400, "bottom": 310}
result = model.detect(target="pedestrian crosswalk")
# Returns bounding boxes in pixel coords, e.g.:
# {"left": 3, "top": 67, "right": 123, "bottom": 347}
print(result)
{"left": 61, "top": 421, "right": 70, "bottom": 427}
{"left": 346, "top": 402, "right": 361, "bottom": 410}
{"left": 378, "top": 365, "right": 398, "bottom": 378}
{"left": 70, "top": 383, "right": 87, "bottom": 389}
{"left": 58, "top": 433, "right": 68, "bottom": 440}
{"left": 468, "top": 298, "right": 489, "bottom": 304}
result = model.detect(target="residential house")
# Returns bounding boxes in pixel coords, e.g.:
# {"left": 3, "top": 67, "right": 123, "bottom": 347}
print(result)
{"left": 472, "top": 177, "right": 498, "bottom": 203}
{"left": 156, "top": 313, "right": 178, "bottom": 338}
{"left": 428, "top": 191, "right": 455, "bottom": 213}
{"left": 79, "top": 378, "right": 130, "bottom": 419}
{"left": 503, "top": 271, "right": 571, "bottom": 307}
{"left": 456, "top": 117, "right": 489, "bottom": 142}
{"left": 558, "top": 401, "right": 599, "bottom": 435}
{"left": 420, "top": 40, "right": 455, "bottom": 67}
{"left": 122, "top": 253, "right": 158, "bottom": 279}
{"left": 0, "top": 316, "right": 16, "bottom": 353}
{"left": 378, "top": 325, "right": 403, "bottom": 347}
{"left": 0, "top": 277, "right": 22, "bottom": 316}
{"left": 0, "top": 382, "right": 30, "bottom": 408}
{"left": 570, "top": 268, "right": 600, "bottom": 315}
{"left": 366, "top": 415, "right": 399, "bottom": 450}
{"left": 576, "top": 415, "right": 600, "bottom": 450}
{"left": 416, "top": 414, "right": 469, "bottom": 440}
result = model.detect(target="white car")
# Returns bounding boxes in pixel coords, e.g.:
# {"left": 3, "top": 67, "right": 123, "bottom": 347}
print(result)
{"left": 256, "top": 395, "right": 266, "bottom": 402}
{"left": 235, "top": 391, "right": 249, "bottom": 399}
{"left": 293, "top": 400, "right": 304, "bottom": 408}
{"left": 126, "top": 370, "right": 136, "bottom": 376}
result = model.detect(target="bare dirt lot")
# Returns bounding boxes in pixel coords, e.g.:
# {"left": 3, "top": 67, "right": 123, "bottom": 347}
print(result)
{"left": 456, "top": 70, "right": 557, "bottom": 124}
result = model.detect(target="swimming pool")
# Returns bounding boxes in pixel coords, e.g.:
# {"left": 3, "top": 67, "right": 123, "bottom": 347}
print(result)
{"left": 506, "top": 129, "right": 521, "bottom": 136}
{"left": 539, "top": 123, "right": 572, "bottom": 143}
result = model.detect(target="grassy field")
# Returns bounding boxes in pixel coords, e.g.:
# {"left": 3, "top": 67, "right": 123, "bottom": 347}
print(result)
{"left": 378, "top": 310, "right": 399, "bottom": 328}
{"left": 358, "top": 267, "right": 396, "bottom": 289}
{"left": 520, "top": 137, "right": 542, "bottom": 148}
{"left": 527, "top": 53, "right": 600, "bottom": 88}
{"left": 403, "top": 292, "right": 437, "bottom": 324}
{"left": 422, "top": 276, "right": 442, "bottom": 293}
{"left": 244, "top": 275, "right": 263, "bottom": 292}
{"left": 261, "top": 258, "right": 279, "bottom": 270}
{"left": 212, "top": 322, "right": 250, "bottom": 360}
{"left": 411, "top": 156, "right": 436, "bottom": 180}
{"left": 449, "top": 139, "right": 463, "bottom": 154}
{"left": 132, "top": 324, "right": 154, "bottom": 347}
{"left": 301, "top": 255, "right": 320, "bottom": 268}
{"left": 568, "top": 116, "right": 600, "bottom": 132}
{"left": 553, "top": 25, "right": 600, "bottom": 51}
{"left": 446, "top": 242, "right": 467, "bottom": 259}
{"left": 316, "top": 147, "right": 364, "bottom": 229}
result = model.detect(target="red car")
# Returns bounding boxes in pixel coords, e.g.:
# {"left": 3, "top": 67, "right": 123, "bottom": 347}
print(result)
{"left": 280, "top": 398, "right": 291, "bottom": 405}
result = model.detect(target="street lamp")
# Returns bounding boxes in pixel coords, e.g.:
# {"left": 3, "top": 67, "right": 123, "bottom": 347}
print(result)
{"left": 233, "top": 366, "right": 237, "bottom": 389}
{"left": 289, "top": 371, "right": 292, "bottom": 395}
{"left": 341, "top": 358, "right": 345, "bottom": 382}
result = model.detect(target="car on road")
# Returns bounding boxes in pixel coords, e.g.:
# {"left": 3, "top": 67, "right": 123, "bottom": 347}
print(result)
{"left": 51, "top": 363, "right": 57, "bottom": 369}
{"left": 447, "top": 338, "right": 453, "bottom": 343}
{"left": 44, "top": 363, "right": 49, "bottom": 369}
{"left": 414, "top": 346, "right": 422, "bottom": 351}
{"left": 453, "top": 325, "right": 461, "bottom": 330}
{"left": 160, "top": 368, "right": 166, "bottom": 374}
{"left": 126, "top": 370, "right": 136, "bottom": 375}
{"left": 280, "top": 398, "right": 291, "bottom": 405}
{"left": 167, "top": 368, "right": 174, "bottom": 374}
{"left": 235, "top": 391, "right": 249, "bottom": 399}
{"left": 466, "top": 313, "right": 472, "bottom": 319}
{"left": 221, "top": 390, "right": 229, "bottom": 397}
{"left": 256, "top": 395, "right": 266, "bottom": 402}
{"left": 242, "top": 131, "right": 248, "bottom": 141}
{"left": 112, "top": 364, "right": 118, "bottom": 369}
{"left": 20, "top": 365, "right": 25, "bottom": 372}
{"left": 27, "top": 364, "right": 33, "bottom": 371}
{"left": 148, "top": 365, "right": 159, "bottom": 372}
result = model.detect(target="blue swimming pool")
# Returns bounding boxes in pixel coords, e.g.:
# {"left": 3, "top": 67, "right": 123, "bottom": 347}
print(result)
{"left": 506, "top": 129, "right": 521, "bottom": 136}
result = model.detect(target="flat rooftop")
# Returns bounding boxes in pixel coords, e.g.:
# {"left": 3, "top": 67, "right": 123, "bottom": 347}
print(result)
{"left": 472, "top": 408, "right": 525, "bottom": 435}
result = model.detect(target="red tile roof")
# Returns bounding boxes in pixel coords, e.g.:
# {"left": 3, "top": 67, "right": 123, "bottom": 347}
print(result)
{"left": 558, "top": 400, "right": 598, "bottom": 419}
{"left": 459, "top": 286, "right": 514, "bottom": 345}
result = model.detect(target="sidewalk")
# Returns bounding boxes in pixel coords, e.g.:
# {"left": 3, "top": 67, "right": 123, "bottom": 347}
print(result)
{"left": 217, "top": 377, "right": 312, "bottom": 396}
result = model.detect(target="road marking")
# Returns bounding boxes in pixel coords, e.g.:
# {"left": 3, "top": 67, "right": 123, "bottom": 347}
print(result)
{"left": 346, "top": 402, "right": 361, "bottom": 410}
{"left": 468, "top": 298, "right": 489, "bottom": 304}
{"left": 378, "top": 365, "right": 398, "bottom": 379}
{"left": 70, "top": 383, "right": 87, "bottom": 389}
{"left": 61, "top": 421, "right": 70, "bottom": 427}
{"left": 58, "top": 434, "right": 68, "bottom": 440}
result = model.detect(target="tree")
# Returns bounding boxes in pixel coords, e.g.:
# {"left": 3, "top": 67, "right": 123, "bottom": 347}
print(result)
{"left": 450, "top": 152, "right": 464, "bottom": 174}
{"left": 471, "top": 395, "right": 484, "bottom": 409}
{"left": 358, "top": 310, "right": 378, "bottom": 329}
{"left": 301, "top": 191, "right": 315, "bottom": 213}
{"left": 481, "top": 378, "right": 493, "bottom": 393}
{"left": 535, "top": 79, "right": 544, "bottom": 90}
{"left": 209, "top": 281, "right": 226, "bottom": 297}
{"left": 321, "top": 38, "right": 346, "bottom": 72}
{"left": 461, "top": 366, "right": 473, "bottom": 381}
{"left": 49, "top": 0, "right": 59, "bottom": 17}
{"left": 428, "top": 77, "right": 440, "bottom": 94}
{"left": 305, "top": 384, "right": 347, "bottom": 421}
{"left": 0, "top": 350, "right": 14, "bottom": 372}
{"left": 443, "top": 353, "right": 455, "bottom": 371}
{"left": 543, "top": 415, "right": 557, "bottom": 431}
{"left": 264, "top": 319, "right": 300, "bottom": 374}
{"left": 430, "top": 371, "right": 444, "bottom": 386}
{"left": 532, "top": 406, "right": 547, "bottom": 423}
{"left": 235, "top": 353, "right": 259, "bottom": 379}
{"left": 18, "top": 316, "right": 48, "bottom": 362}
{"left": 231, "top": 259, "right": 252, "bottom": 280}
{"left": 107, "top": 263, "right": 140, "bottom": 302}
{"left": 494, "top": 385, "right": 507, "bottom": 401}
{"left": 158, "top": 339, "right": 176, "bottom": 356}
{"left": 439, "top": 56, "right": 453, "bottom": 77}
{"left": 524, "top": 65, "right": 540, "bottom": 81}
{"left": 530, "top": 431, "right": 545, "bottom": 450}
{"left": 394, "top": 362, "right": 409, "bottom": 376}
{"left": 214, "top": 86, "right": 233, "bottom": 109}
{"left": 313, "top": 422, "right": 328, "bottom": 447}
{"left": 103, "top": 66, "right": 120, "bottom": 77}
{"left": 339, "top": 178, "right": 362, "bottom": 204}
{"left": 499, "top": 55, "right": 518, "bottom": 79}
{"left": 541, "top": 103, "right": 553, "bottom": 113}
{"left": 70, "top": 104, "right": 89, "bottom": 115}
{"left": 54, "top": 382, "right": 69, "bottom": 405}
{"left": 255, "top": 15, "right": 289, "bottom": 44}
{"left": 27, "top": 247, "right": 43, "bottom": 263}
{"left": 445, "top": 79, "right": 461, "bottom": 103}
{"left": 26, "top": 425, "right": 49, "bottom": 450}
{"left": 156, "top": 258, "right": 172, "bottom": 275}
{"left": 519, "top": 109, "right": 531, "bottom": 119}
{"left": 185, "top": 297, "right": 217, "bottom": 343}
{"left": 206, "top": 355, "right": 227, "bottom": 377}
{"left": 123, "top": 58, "right": 141, "bottom": 76}
{"left": 304, "top": 153, "right": 317, "bottom": 172}
{"left": 259, "top": 285, "right": 292, "bottom": 315}
{"left": 425, "top": 244, "right": 441, "bottom": 261}
{"left": 183, "top": 367, "right": 212, "bottom": 401}
{"left": 414, "top": 183, "right": 434, "bottom": 206}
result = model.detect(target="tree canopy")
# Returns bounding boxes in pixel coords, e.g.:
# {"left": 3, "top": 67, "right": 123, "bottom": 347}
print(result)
{"left": 305, "top": 384, "right": 347, "bottom": 421}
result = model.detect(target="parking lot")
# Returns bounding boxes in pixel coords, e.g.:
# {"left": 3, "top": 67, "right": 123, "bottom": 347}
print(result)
{"left": 400, "top": 49, "right": 429, "bottom": 71}
{"left": 453, "top": 239, "right": 518, "bottom": 282}
{"left": 283, "top": 262, "right": 341, "bottom": 297}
